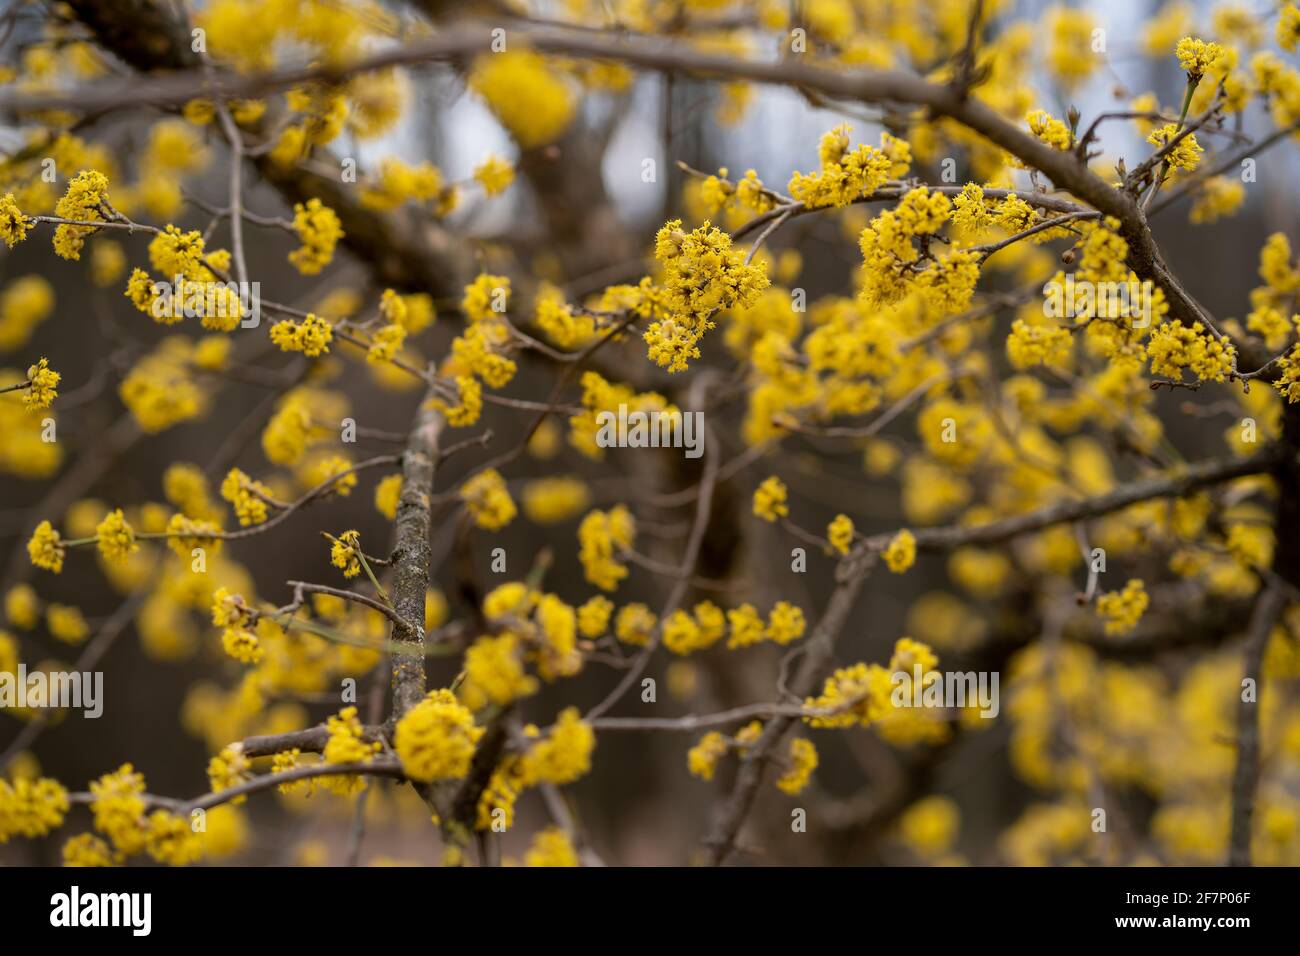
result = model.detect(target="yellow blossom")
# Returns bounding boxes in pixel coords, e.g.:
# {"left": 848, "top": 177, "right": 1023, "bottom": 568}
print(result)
{"left": 474, "top": 154, "right": 515, "bottom": 195}
{"left": 94, "top": 509, "right": 138, "bottom": 563}
{"left": 27, "top": 521, "right": 65, "bottom": 574}
{"left": 827, "top": 513, "right": 854, "bottom": 555}
{"left": 469, "top": 50, "right": 576, "bottom": 148}
{"left": 0, "top": 193, "right": 33, "bottom": 248}
{"left": 289, "top": 198, "right": 343, "bottom": 275}
{"left": 23, "top": 358, "right": 59, "bottom": 411}
{"left": 460, "top": 468, "right": 517, "bottom": 531}
{"left": 220, "top": 468, "right": 273, "bottom": 526}
{"left": 523, "top": 826, "right": 578, "bottom": 867}
{"left": 269, "top": 313, "right": 333, "bottom": 356}
{"left": 374, "top": 474, "right": 402, "bottom": 520}
{"left": 1096, "top": 578, "right": 1149, "bottom": 636}
{"left": 884, "top": 529, "right": 917, "bottom": 573}
{"left": 753, "top": 475, "right": 789, "bottom": 522}
{"left": 394, "top": 689, "right": 484, "bottom": 782}
{"left": 775, "top": 738, "right": 818, "bottom": 795}
{"left": 328, "top": 529, "right": 363, "bottom": 578}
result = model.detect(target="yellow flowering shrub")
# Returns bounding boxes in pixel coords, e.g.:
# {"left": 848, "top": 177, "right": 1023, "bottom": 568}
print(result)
{"left": 2, "top": 0, "right": 1299, "bottom": 879}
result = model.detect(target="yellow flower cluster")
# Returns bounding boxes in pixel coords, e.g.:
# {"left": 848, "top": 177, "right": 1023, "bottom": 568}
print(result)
{"left": 577, "top": 505, "right": 636, "bottom": 590}
{"left": 615, "top": 602, "right": 657, "bottom": 646}
{"left": 535, "top": 593, "right": 580, "bottom": 680}
{"left": 164, "top": 462, "right": 220, "bottom": 521}
{"left": 1049, "top": 218, "right": 1169, "bottom": 344}
{"left": 289, "top": 198, "right": 343, "bottom": 275}
{"left": 473, "top": 154, "right": 515, "bottom": 196}
{"left": 899, "top": 796, "right": 961, "bottom": 856}
{"left": 883, "top": 529, "right": 917, "bottom": 573}
{"left": 1275, "top": 343, "right": 1300, "bottom": 403}
{"left": 827, "top": 513, "right": 854, "bottom": 555}
{"left": 787, "top": 125, "right": 910, "bottom": 209}
{"left": 83, "top": 764, "right": 199, "bottom": 864}
{"left": 858, "top": 187, "right": 980, "bottom": 313}
{"left": 524, "top": 827, "right": 578, "bottom": 867}
{"left": 1095, "top": 578, "right": 1149, "bottom": 636}
{"left": 94, "top": 509, "right": 138, "bottom": 563}
{"left": 568, "top": 371, "right": 676, "bottom": 458}
{"left": 22, "top": 357, "right": 60, "bottom": 411}
{"left": 298, "top": 453, "right": 356, "bottom": 497}
{"left": 721, "top": 600, "right": 807, "bottom": 649}
{"left": 469, "top": 50, "right": 576, "bottom": 149}
{"left": 577, "top": 595, "right": 613, "bottom": 637}
{"left": 1147, "top": 124, "right": 1203, "bottom": 172}
{"left": 519, "top": 708, "right": 595, "bottom": 785}
{"left": 62, "top": 832, "right": 117, "bottom": 867}
{"left": 166, "top": 513, "right": 222, "bottom": 559}
{"left": 431, "top": 375, "right": 484, "bottom": 427}
{"left": 462, "top": 273, "right": 511, "bottom": 323}
{"left": 5, "top": 585, "right": 38, "bottom": 629}
{"left": 0, "top": 193, "right": 33, "bottom": 248}
{"left": 775, "top": 738, "right": 819, "bottom": 795}
{"left": 460, "top": 468, "right": 517, "bottom": 531}
{"left": 662, "top": 601, "right": 727, "bottom": 655}
{"left": 88, "top": 764, "right": 146, "bottom": 855}
{"left": 1146, "top": 321, "right": 1235, "bottom": 383}
{"left": 269, "top": 313, "right": 333, "bottom": 356}
{"left": 752, "top": 475, "right": 788, "bottom": 522}
{"left": 394, "top": 689, "right": 484, "bottom": 782}
{"left": 699, "top": 167, "right": 777, "bottom": 219}
{"left": 535, "top": 284, "right": 596, "bottom": 349}
{"left": 365, "top": 322, "right": 406, "bottom": 364}
{"left": 805, "top": 637, "right": 940, "bottom": 729}
{"left": 52, "top": 170, "right": 110, "bottom": 260}
{"left": 1046, "top": 7, "right": 1100, "bottom": 89}
{"left": 1176, "top": 36, "right": 1225, "bottom": 77}
{"left": 724, "top": 603, "right": 764, "bottom": 649}
{"left": 522, "top": 476, "right": 591, "bottom": 524}
{"left": 645, "top": 219, "right": 770, "bottom": 372}
{"left": 1282, "top": 4, "right": 1300, "bottom": 51}
{"left": 324, "top": 705, "right": 381, "bottom": 766}
{"left": 462, "top": 632, "right": 538, "bottom": 707}
{"left": 207, "top": 745, "right": 251, "bottom": 800}
{"left": 950, "top": 183, "right": 1041, "bottom": 242}
{"left": 221, "top": 623, "right": 263, "bottom": 664}
{"left": 0, "top": 776, "right": 69, "bottom": 842}
{"left": 374, "top": 473, "right": 402, "bottom": 520}
{"left": 1025, "top": 109, "right": 1072, "bottom": 151}
{"left": 119, "top": 340, "right": 207, "bottom": 432}
{"left": 1007, "top": 318, "right": 1073, "bottom": 369}
{"left": 766, "top": 601, "right": 807, "bottom": 644}
{"left": 687, "top": 731, "right": 730, "bottom": 780}
{"left": 137, "top": 229, "right": 245, "bottom": 331}
{"left": 302, "top": 455, "right": 358, "bottom": 496}
{"left": 449, "top": 322, "right": 516, "bottom": 388}
{"left": 27, "top": 520, "right": 65, "bottom": 573}
{"left": 360, "top": 158, "right": 446, "bottom": 211}
{"left": 328, "top": 529, "right": 363, "bottom": 578}
{"left": 459, "top": 583, "right": 584, "bottom": 691}
{"left": 47, "top": 603, "right": 89, "bottom": 643}
{"left": 141, "top": 809, "right": 203, "bottom": 865}
{"left": 220, "top": 468, "right": 273, "bottom": 526}
{"left": 0, "top": 275, "right": 55, "bottom": 351}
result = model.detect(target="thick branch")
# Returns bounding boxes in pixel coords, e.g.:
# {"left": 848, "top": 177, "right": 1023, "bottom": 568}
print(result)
{"left": 841, "top": 449, "right": 1282, "bottom": 581}
{"left": 390, "top": 389, "right": 442, "bottom": 718}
